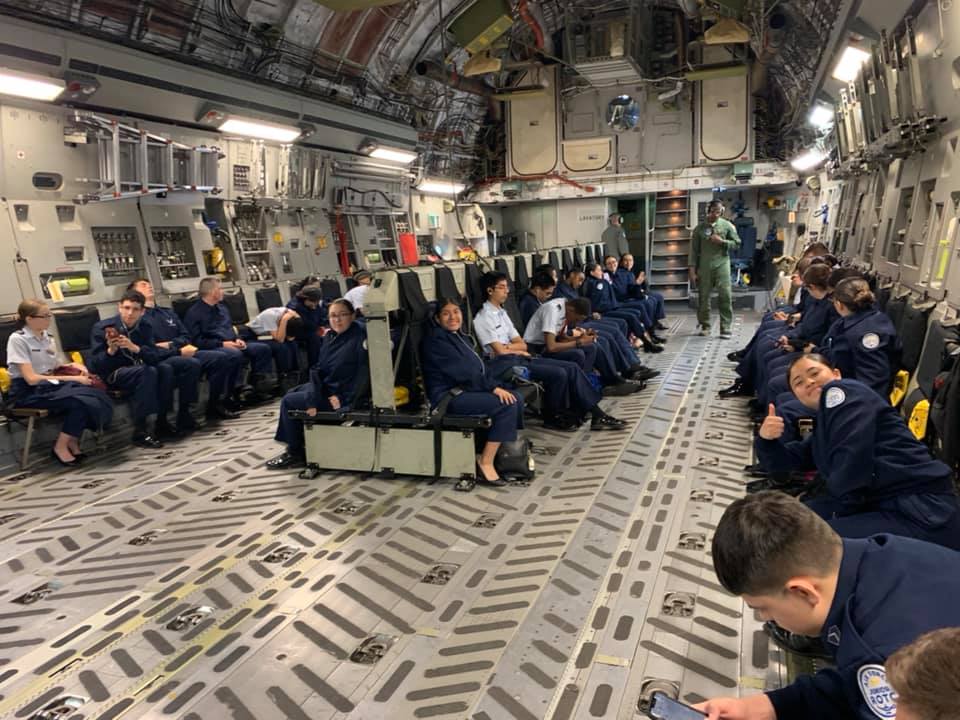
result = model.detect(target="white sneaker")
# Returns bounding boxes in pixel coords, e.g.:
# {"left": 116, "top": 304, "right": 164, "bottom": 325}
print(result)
{"left": 698, "top": 327, "right": 710, "bottom": 337}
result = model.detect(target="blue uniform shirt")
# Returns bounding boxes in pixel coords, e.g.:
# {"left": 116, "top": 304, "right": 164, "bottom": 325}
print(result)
{"left": 553, "top": 282, "right": 578, "bottom": 301}
{"left": 310, "top": 322, "right": 368, "bottom": 408}
{"left": 183, "top": 301, "right": 238, "bottom": 349}
{"left": 142, "top": 306, "right": 191, "bottom": 361}
{"left": 90, "top": 316, "right": 161, "bottom": 377}
{"left": 818, "top": 310, "right": 899, "bottom": 396}
{"left": 518, "top": 292, "right": 541, "bottom": 327}
{"left": 767, "top": 534, "right": 960, "bottom": 720}
{"left": 584, "top": 276, "right": 619, "bottom": 313}
{"left": 286, "top": 297, "right": 326, "bottom": 330}
{"left": 611, "top": 267, "right": 639, "bottom": 301}
{"left": 421, "top": 324, "right": 498, "bottom": 407}
{"left": 786, "top": 295, "right": 837, "bottom": 347}
{"left": 759, "top": 379, "right": 954, "bottom": 508}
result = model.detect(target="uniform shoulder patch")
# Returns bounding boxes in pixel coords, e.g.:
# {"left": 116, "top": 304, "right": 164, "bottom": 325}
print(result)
{"left": 862, "top": 332, "right": 880, "bottom": 349}
{"left": 857, "top": 664, "right": 897, "bottom": 719}
{"left": 825, "top": 386, "right": 846, "bottom": 409}
{"left": 596, "top": 282, "right": 603, "bottom": 290}
{"left": 362, "top": 339, "right": 368, "bottom": 351}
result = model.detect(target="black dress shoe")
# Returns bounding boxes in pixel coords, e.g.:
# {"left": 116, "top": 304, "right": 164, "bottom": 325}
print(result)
{"left": 51, "top": 449, "right": 78, "bottom": 467}
{"left": 177, "top": 414, "right": 198, "bottom": 433}
{"left": 132, "top": 433, "right": 164, "bottom": 449}
{"left": 718, "top": 379, "right": 753, "bottom": 398}
{"left": 727, "top": 350, "right": 746, "bottom": 362}
{"left": 590, "top": 414, "right": 628, "bottom": 431}
{"left": 602, "top": 382, "right": 638, "bottom": 397}
{"left": 643, "top": 341, "right": 664, "bottom": 354}
{"left": 542, "top": 414, "right": 580, "bottom": 431}
{"left": 656, "top": 322, "right": 669, "bottom": 331}
{"left": 207, "top": 403, "right": 240, "bottom": 420}
{"left": 630, "top": 366, "right": 660, "bottom": 381}
{"left": 764, "top": 622, "right": 832, "bottom": 660}
{"left": 265, "top": 451, "right": 306, "bottom": 470}
{"left": 651, "top": 334, "right": 668, "bottom": 344}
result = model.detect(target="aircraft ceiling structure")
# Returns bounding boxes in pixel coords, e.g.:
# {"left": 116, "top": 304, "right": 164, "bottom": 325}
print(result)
{"left": 0, "top": 0, "right": 879, "bottom": 175}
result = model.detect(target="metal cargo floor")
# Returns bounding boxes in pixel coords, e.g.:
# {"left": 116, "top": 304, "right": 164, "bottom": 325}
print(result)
{"left": 0, "top": 312, "right": 784, "bottom": 720}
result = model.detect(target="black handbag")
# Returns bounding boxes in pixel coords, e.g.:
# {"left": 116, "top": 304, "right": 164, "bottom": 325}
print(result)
{"left": 494, "top": 438, "right": 535, "bottom": 480}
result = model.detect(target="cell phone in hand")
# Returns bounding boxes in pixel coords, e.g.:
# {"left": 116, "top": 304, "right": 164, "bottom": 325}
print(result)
{"left": 648, "top": 692, "right": 706, "bottom": 720}
{"left": 104, "top": 327, "right": 120, "bottom": 341}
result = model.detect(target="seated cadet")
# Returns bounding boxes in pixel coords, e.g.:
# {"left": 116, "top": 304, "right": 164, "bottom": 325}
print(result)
{"left": 90, "top": 290, "right": 180, "bottom": 447}
{"left": 550, "top": 267, "right": 659, "bottom": 382}
{"left": 720, "top": 263, "right": 836, "bottom": 398}
{"left": 183, "top": 277, "right": 276, "bottom": 398}
{"left": 6, "top": 299, "right": 113, "bottom": 465}
{"left": 619, "top": 253, "right": 667, "bottom": 330}
{"left": 602, "top": 255, "right": 663, "bottom": 339}
{"left": 757, "top": 354, "right": 960, "bottom": 550}
{"left": 285, "top": 285, "right": 326, "bottom": 366}
{"left": 759, "top": 277, "right": 897, "bottom": 408}
{"left": 266, "top": 298, "right": 369, "bottom": 469}
{"left": 886, "top": 628, "right": 960, "bottom": 720}
{"left": 130, "top": 279, "right": 242, "bottom": 421}
{"left": 474, "top": 271, "right": 626, "bottom": 432}
{"left": 239, "top": 305, "right": 302, "bottom": 383}
{"left": 522, "top": 278, "right": 641, "bottom": 396}
{"left": 696, "top": 491, "right": 960, "bottom": 720}
{"left": 422, "top": 299, "right": 524, "bottom": 486}
{"left": 584, "top": 263, "right": 663, "bottom": 353}
{"left": 343, "top": 270, "right": 372, "bottom": 316}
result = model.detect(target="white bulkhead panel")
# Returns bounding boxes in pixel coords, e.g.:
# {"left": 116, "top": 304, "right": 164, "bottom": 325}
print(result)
{"left": 507, "top": 67, "right": 559, "bottom": 176}
{"left": 696, "top": 45, "right": 752, "bottom": 164}
{"left": 561, "top": 137, "right": 613, "bottom": 173}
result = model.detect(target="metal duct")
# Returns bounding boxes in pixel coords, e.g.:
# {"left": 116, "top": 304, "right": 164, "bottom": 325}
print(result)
{"left": 752, "top": 11, "right": 788, "bottom": 96}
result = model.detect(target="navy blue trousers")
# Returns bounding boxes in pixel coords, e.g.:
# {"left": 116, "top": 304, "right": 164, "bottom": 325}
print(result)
{"left": 108, "top": 365, "right": 160, "bottom": 426}
{"left": 191, "top": 349, "right": 244, "bottom": 401}
{"left": 275, "top": 382, "right": 331, "bottom": 451}
{"left": 618, "top": 299, "right": 654, "bottom": 328}
{"left": 10, "top": 380, "right": 113, "bottom": 438}
{"left": 220, "top": 342, "right": 273, "bottom": 377}
{"left": 447, "top": 391, "right": 524, "bottom": 442}
{"left": 157, "top": 356, "right": 201, "bottom": 418}
{"left": 488, "top": 355, "right": 600, "bottom": 418}
{"left": 582, "top": 320, "right": 636, "bottom": 371}
{"left": 602, "top": 309, "right": 647, "bottom": 338}
{"left": 238, "top": 329, "right": 300, "bottom": 374}
{"left": 805, "top": 493, "right": 960, "bottom": 551}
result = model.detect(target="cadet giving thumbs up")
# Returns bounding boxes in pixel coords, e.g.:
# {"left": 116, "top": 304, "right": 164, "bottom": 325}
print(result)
{"left": 758, "top": 404, "right": 785, "bottom": 441}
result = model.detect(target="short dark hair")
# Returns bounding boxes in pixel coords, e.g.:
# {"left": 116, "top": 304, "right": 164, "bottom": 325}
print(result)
{"left": 787, "top": 352, "right": 835, "bottom": 388}
{"left": 565, "top": 267, "right": 584, "bottom": 279}
{"left": 296, "top": 284, "right": 323, "bottom": 302}
{"left": 285, "top": 316, "right": 305, "bottom": 336}
{"left": 827, "top": 266, "right": 863, "bottom": 289}
{"left": 802, "top": 264, "right": 831, "bottom": 289}
{"left": 434, "top": 297, "right": 462, "bottom": 319}
{"left": 126, "top": 278, "right": 150, "bottom": 291}
{"left": 566, "top": 298, "right": 591, "bottom": 318}
{"left": 584, "top": 262, "right": 601, "bottom": 275}
{"left": 712, "top": 491, "right": 842, "bottom": 595}
{"left": 801, "top": 242, "right": 830, "bottom": 258}
{"left": 480, "top": 271, "right": 510, "bottom": 297}
{"left": 534, "top": 263, "right": 555, "bottom": 276}
{"left": 530, "top": 271, "right": 556, "bottom": 290}
{"left": 120, "top": 290, "right": 146, "bottom": 308}
{"left": 708, "top": 199, "right": 724, "bottom": 211}
{"left": 602, "top": 255, "right": 618, "bottom": 264}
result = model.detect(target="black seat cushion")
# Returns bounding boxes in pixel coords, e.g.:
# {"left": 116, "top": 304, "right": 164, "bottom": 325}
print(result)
{"left": 172, "top": 296, "right": 197, "bottom": 320}
{"left": 585, "top": 245, "right": 595, "bottom": 265}
{"left": 885, "top": 296, "right": 907, "bottom": 332}
{"left": 531, "top": 252, "right": 543, "bottom": 269}
{"left": 514, "top": 256, "right": 530, "bottom": 295}
{"left": 561, "top": 248, "right": 573, "bottom": 275}
{"left": 916, "top": 320, "right": 960, "bottom": 398}
{"left": 255, "top": 286, "right": 282, "bottom": 312}
{"left": 53, "top": 306, "right": 101, "bottom": 353}
{"left": 573, "top": 248, "right": 583, "bottom": 270}
{"left": 464, "top": 263, "right": 485, "bottom": 315}
{"left": 0, "top": 315, "right": 19, "bottom": 367}
{"left": 548, "top": 250, "right": 560, "bottom": 272}
{"left": 320, "top": 278, "right": 341, "bottom": 302}
{"left": 898, "top": 300, "right": 932, "bottom": 374}
{"left": 494, "top": 257, "right": 512, "bottom": 281}
{"left": 435, "top": 265, "right": 462, "bottom": 302}
{"left": 222, "top": 291, "right": 250, "bottom": 325}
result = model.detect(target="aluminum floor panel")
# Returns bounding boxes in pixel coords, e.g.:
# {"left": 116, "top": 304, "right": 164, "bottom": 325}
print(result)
{"left": 0, "top": 312, "right": 782, "bottom": 720}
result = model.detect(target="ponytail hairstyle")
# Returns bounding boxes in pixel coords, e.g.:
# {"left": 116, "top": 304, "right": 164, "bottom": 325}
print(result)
{"left": 15, "top": 299, "right": 48, "bottom": 329}
{"left": 832, "top": 277, "right": 875, "bottom": 312}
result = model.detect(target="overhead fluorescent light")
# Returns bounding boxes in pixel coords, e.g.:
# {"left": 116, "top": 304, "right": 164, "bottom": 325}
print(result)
{"left": 0, "top": 67, "right": 65, "bottom": 101}
{"left": 416, "top": 179, "right": 466, "bottom": 195}
{"left": 831, "top": 45, "right": 870, "bottom": 82}
{"left": 791, "top": 148, "right": 827, "bottom": 172}
{"left": 218, "top": 117, "right": 302, "bottom": 143}
{"left": 370, "top": 146, "right": 418, "bottom": 164}
{"left": 808, "top": 104, "right": 835, "bottom": 129}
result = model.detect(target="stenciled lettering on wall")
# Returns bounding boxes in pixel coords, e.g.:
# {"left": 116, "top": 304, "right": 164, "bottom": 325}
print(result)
{"left": 578, "top": 211, "right": 606, "bottom": 223}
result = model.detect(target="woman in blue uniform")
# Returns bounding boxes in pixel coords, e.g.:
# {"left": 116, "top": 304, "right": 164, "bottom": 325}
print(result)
{"left": 422, "top": 299, "right": 524, "bottom": 486}
{"left": 759, "top": 277, "right": 897, "bottom": 407}
{"left": 5, "top": 299, "right": 113, "bottom": 465}
{"left": 758, "top": 353, "right": 960, "bottom": 549}
{"left": 266, "top": 298, "right": 368, "bottom": 469}
{"left": 583, "top": 263, "right": 663, "bottom": 353}
{"left": 618, "top": 253, "right": 667, "bottom": 329}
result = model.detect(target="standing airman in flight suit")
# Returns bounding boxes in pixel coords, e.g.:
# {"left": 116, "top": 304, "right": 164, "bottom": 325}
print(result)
{"left": 689, "top": 199, "right": 740, "bottom": 338}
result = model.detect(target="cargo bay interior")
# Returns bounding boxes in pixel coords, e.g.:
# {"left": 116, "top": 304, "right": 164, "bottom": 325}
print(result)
{"left": 0, "top": 0, "right": 959, "bottom": 718}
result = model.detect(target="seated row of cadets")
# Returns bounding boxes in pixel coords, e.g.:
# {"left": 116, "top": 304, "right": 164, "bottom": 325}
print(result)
{"left": 474, "top": 271, "right": 627, "bottom": 432}
{"left": 520, "top": 270, "right": 657, "bottom": 396}
{"left": 583, "top": 261, "right": 666, "bottom": 353}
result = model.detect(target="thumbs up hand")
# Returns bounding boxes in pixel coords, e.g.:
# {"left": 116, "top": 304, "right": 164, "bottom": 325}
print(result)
{"left": 758, "top": 403, "right": 785, "bottom": 440}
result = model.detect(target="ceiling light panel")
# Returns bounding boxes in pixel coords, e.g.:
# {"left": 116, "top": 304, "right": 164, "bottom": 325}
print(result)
{"left": 218, "top": 117, "right": 302, "bottom": 143}
{"left": 0, "top": 68, "right": 65, "bottom": 101}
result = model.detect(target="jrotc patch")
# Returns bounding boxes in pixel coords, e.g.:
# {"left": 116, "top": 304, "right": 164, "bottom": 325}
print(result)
{"left": 825, "top": 387, "right": 846, "bottom": 408}
{"left": 362, "top": 340, "right": 368, "bottom": 350}
{"left": 857, "top": 664, "right": 897, "bottom": 719}
{"left": 862, "top": 333, "right": 880, "bottom": 349}
{"left": 596, "top": 282, "right": 604, "bottom": 290}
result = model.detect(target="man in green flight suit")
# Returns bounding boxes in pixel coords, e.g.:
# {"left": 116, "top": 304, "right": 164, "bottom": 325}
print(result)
{"left": 688, "top": 199, "right": 740, "bottom": 339}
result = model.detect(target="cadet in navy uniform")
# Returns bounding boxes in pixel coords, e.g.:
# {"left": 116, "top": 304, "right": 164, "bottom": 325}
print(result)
{"left": 583, "top": 263, "right": 663, "bottom": 353}
{"left": 760, "top": 278, "right": 897, "bottom": 407}
{"left": 130, "top": 279, "right": 242, "bottom": 421}
{"left": 603, "top": 255, "right": 660, "bottom": 332}
{"left": 183, "top": 277, "right": 275, "bottom": 396}
{"left": 5, "top": 299, "right": 113, "bottom": 465}
{"left": 90, "top": 290, "right": 179, "bottom": 447}
{"left": 474, "top": 272, "right": 626, "bottom": 432}
{"left": 285, "top": 285, "right": 326, "bottom": 366}
{"left": 758, "top": 354, "right": 960, "bottom": 550}
{"left": 619, "top": 253, "right": 667, "bottom": 329}
{"left": 266, "top": 299, "right": 369, "bottom": 469}
{"left": 698, "top": 491, "right": 960, "bottom": 720}
{"left": 422, "top": 299, "right": 524, "bottom": 485}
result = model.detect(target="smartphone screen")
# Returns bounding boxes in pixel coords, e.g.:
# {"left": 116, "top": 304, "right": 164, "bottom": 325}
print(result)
{"left": 104, "top": 327, "right": 119, "bottom": 340}
{"left": 649, "top": 692, "right": 706, "bottom": 720}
